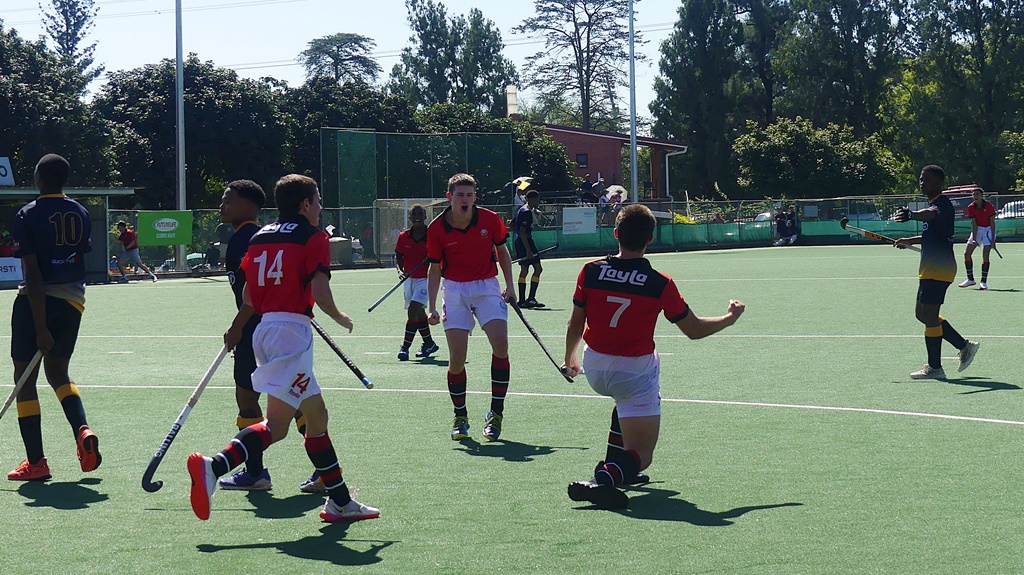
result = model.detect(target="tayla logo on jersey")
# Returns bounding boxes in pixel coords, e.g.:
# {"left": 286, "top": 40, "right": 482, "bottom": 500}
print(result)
{"left": 597, "top": 263, "right": 648, "bottom": 286}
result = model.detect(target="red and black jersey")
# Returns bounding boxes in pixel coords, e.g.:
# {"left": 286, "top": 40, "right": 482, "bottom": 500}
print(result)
{"left": 240, "top": 218, "right": 331, "bottom": 316}
{"left": 965, "top": 200, "right": 996, "bottom": 227}
{"left": 118, "top": 228, "right": 139, "bottom": 250}
{"left": 426, "top": 206, "right": 508, "bottom": 282}
{"left": 395, "top": 228, "right": 429, "bottom": 279}
{"left": 573, "top": 256, "right": 689, "bottom": 357}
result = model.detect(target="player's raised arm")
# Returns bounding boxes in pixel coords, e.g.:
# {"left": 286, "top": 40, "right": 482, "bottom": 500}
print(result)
{"left": 675, "top": 300, "right": 745, "bottom": 340}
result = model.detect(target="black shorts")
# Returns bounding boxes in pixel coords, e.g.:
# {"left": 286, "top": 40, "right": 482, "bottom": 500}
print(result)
{"left": 917, "top": 279, "right": 951, "bottom": 305}
{"left": 232, "top": 314, "right": 261, "bottom": 391}
{"left": 11, "top": 295, "right": 82, "bottom": 362}
{"left": 514, "top": 237, "right": 540, "bottom": 265}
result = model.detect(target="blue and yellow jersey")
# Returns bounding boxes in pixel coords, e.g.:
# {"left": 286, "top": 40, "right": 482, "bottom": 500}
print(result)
{"left": 918, "top": 195, "right": 956, "bottom": 283}
{"left": 12, "top": 194, "right": 92, "bottom": 310}
{"left": 225, "top": 220, "right": 260, "bottom": 310}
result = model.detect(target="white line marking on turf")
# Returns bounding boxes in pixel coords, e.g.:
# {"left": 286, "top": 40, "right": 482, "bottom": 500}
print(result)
{"left": 29, "top": 384, "right": 1024, "bottom": 428}
{"left": 364, "top": 352, "right": 390, "bottom": 355}
{"left": 107, "top": 351, "right": 134, "bottom": 354}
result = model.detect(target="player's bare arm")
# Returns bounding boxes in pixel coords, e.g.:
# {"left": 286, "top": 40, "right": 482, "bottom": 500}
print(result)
{"left": 561, "top": 304, "right": 586, "bottom": 377}
{"left": 894, "top": 235, "right": 923, "bottom": 249}
{"left": 426, "top": 262, "right": 442, "bottom": 325}
{"left": 21, "top": 253, "right": 53, "bottom": 353}
{"left": 395, "top": 252, "right": 406, "bottom": 280}
{"left": 496, "top": 243, "right": 515, "bottom": 302}
{"left": 675, "top": 300, "right": 746, "bottom": 340}
{"left": 311, "top": 271, "right": 353, "bottom": 332}
{"left": 224, "top": 283, "right": 255, "bottom": 349}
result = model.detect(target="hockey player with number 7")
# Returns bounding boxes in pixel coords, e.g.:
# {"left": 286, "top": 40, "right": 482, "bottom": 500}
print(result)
{"left": 561, "top": 204, "right": 745, "bottom": 510}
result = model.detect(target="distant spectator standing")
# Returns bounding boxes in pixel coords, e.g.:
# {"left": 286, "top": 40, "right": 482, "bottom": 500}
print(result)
{"left": 578, "top": 174, "right": 593, "bottom": 204}
{"left": 115, "top": 221, "right": 157, "bottom": 282}
{"left": 783, "top": 204, "right": 800, "bottom": 245}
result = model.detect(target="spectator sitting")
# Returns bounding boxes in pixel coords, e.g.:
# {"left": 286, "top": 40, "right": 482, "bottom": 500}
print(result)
{"left": 712, "top": 211, "right": 725, "bottom": 224}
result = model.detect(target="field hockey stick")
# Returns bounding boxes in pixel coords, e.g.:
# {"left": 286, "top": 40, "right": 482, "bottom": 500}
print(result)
{"left": 992, "top": 244, "right": 1003, "bottom": 259}
{"left": 511, "top": 242, "right": 559, "bottom": 265}
{"left": 840, "top": 218, "right": 921, "bottom": 252}
{"left": 0, "top": 350, "right": 44, "bottom": 423}
{"left": 368, "top": 259, "right": 428, "bottom": 313}
{"left": 311, "top": 319, "right": 373, "bottom": 389}
{"left": 508, "top": 299, "right": 574, "bottom": 383}
{"left": 141, "top": 345, "right": 228, "bottom": 493}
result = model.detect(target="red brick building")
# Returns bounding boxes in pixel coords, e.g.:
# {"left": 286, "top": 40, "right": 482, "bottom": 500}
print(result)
{"left": 537, "top": 123, "right": 688, "bottom": 199}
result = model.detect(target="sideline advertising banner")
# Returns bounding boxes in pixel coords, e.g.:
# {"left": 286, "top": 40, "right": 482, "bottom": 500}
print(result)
{"left": 0, "top": 257, "right": 22, "bottom": 282}
{"left": 137, "top": 211, "right": 193, "bottom": 246}
{"left": 562, "top": 207, "right": 597, "bottom": 235}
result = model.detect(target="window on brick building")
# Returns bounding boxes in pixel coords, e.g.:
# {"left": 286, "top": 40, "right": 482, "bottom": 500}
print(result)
{"left": 576, "top": 153, "right": 588, "bottom": 168}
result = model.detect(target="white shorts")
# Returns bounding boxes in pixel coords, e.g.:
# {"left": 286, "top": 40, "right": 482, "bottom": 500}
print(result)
{"left": 123, "top": 248, "right": 143, "bottom": 264}
{"left": 441, "top": 277, "right": 507, "bottom": 332}
{"left": 251, "top": 312, "right": 322, "bottom": 409}
{"left": 967, "top": 226, "right": 994, "bottom": 247}
{"left": 404, "top": 278, "right": 428, "bottom": 309}
{"left": 582, "top": 347, "right": 661, "bottom": 418}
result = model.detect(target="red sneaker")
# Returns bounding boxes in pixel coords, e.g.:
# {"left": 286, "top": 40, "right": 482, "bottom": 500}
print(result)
{"left": 7, "top": 458, "right": 51, "bottom": 481}
{"left": 76, "top": 425, "right": 102, "bottom": 472}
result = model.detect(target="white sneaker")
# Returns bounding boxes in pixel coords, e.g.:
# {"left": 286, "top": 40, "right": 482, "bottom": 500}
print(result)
{"left": 151, "top": 274, "right": 158, "bottom": 282}
{"left": 958, "top": 341, "right": 980, "bottom": 373}
{"left": 979, "top": 282, "right": 987, "bottom": 290}
{"left": 910, "top": 364, "right": 946, "bottom": 380}
{"left": 320, "top": 498, "right": 380, "bottom": 522}
{"left": 187, "top": 453, "right": 218, "bottom": 520}
{"left": 958, "top": 279, "right": 976, "bottom": 288}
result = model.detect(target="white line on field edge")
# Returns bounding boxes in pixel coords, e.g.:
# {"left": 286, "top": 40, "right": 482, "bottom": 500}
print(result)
{"left": 12, "top": 383, "right": 1024, "bottom": 428}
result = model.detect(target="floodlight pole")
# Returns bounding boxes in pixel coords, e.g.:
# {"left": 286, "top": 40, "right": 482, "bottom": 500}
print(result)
{"left": 628, "top": 0, "right": 638, "bottom": 204}
{"left": 174, "top": 0, "right": 186, "bottom": 269}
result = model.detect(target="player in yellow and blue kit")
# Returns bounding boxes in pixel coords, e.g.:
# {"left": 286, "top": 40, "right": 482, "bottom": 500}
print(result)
{"left": 7, "top": 154, "right": 101, "bottom": 481}
{"left": 893, "top": 165, "right": 979, "bottom": 380}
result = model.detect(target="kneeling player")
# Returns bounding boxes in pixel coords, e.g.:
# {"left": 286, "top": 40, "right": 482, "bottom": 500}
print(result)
{"left": 562, "top": 204, "right": 745, "bottom": 510}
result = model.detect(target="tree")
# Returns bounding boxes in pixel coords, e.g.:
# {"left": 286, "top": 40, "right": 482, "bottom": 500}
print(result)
{"left": 40, "top": 0, "right": 104, "bottom": 91}
{"left": 898, "top": 0, "right": 1024, "bottom": 190}
{"left": 1001, "top": 131, "right": 1024, "bottom": 191}
{"left": 387, "top": 0, "right": 518, "bottom": 116}
{"left": 0, "top": 23, "right": 112, "bottom": 185}
{"left": 514, "top": 0, "right": 640, "bottom": 131}
{"left": 650, "top": 0, "right": 744, "bottom": 197}
{"left": 776, "top": 0, "right": 910, "bottom": 139}
{"left": 736, "top": 0, "right": 793, "bottom": 126}
{"left": 93, "top": 56, "right": 288, "bottom": 208}
{"left": 299, "top": 33, "right": 381, "bottom": 84}
{"left": 733, "top": 117, "right": 899, "bottom": 198}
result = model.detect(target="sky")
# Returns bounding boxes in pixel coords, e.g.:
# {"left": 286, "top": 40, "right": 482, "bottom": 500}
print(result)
{"left": 1, "top": 0, "right": 682, "bottom": 118}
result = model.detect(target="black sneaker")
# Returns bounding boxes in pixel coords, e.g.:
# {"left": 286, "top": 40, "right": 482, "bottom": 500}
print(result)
{"left": 567, "top": 480, "right": 629, "bottom": 510}
{"left": 524, "top": 298, "right": 544, "bottom": 308}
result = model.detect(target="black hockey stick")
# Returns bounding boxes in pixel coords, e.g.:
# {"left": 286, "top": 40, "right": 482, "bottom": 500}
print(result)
{"left": 840, "top": 217, "right": 921, "bottom": 252}
{"left": 508, "top": 299, "right": 573, "bottom": 383}
{"left": 312, "top": 319, "right": 373, "bottom": 389}
{"left": 142, "top": 346, "right": 228, "bottom": 492}
{"left": 511, "top": 242, "right": 559, "bottom": 265}
{"left": 368, "top": 259, "right": 427, "bottom": 313}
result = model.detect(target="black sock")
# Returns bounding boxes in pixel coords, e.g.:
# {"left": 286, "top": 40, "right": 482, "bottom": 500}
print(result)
{"left": 17, "top": 399, "right": 44, "bottom": 463}
{"left": 448, "top": 370, "right": 468, "bottom": 417}
{"left": 518, "top": 277, "right": 527, "bottom": 302}
{"left": 528, "top": 275, "right": 540, "bottom": 300}
{"left": 925, "top": 332, "right": 943, "bottom": 369}
{"left": 965, "top": 259, "right": 974, "bottom": 281}
{"left": 417, "top": 319, "right": 434, "bottom": 346}
{"left": 402, "top": 319, "right": 416, "bottom": 349}
{"left": 605, "top": 406, "right": 624, "bottom": 462}
{"left": 595, "top": 449, "right": 641, "bottom": 487}
{"left": 490, "top": 355, "right": 510, "bottom": 414}
{"left": 54, "top": 382, "right": 87, "bottom": 435}
{"left": 939, "top": 318, "right": 967, "bottom": 350}
{"left": 236, "top": 415, "right": 265, "bottom": 475}
{"left": 305, "top": 433, "right": 351, "bottom": 506}
{"left": 211, "top": 423, "right": 271, "bottom": 477}
{"left": 981, "top": 261, "right": 990, "bottom": 282}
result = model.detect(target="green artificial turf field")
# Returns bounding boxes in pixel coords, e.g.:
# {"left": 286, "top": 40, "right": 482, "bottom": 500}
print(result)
{"left": 0, "top": 244, "right": 1021, "bottom": 574}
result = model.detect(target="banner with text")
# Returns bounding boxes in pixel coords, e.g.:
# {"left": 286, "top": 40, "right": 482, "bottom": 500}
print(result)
{"left": 0, "top": 257, "right": 23, "bottom": 282}
{"left": 137, "top": 211, "right": 193, "bottom": 246}
{"left": 562, "top": 207, "right": 597, "bottom": 235}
